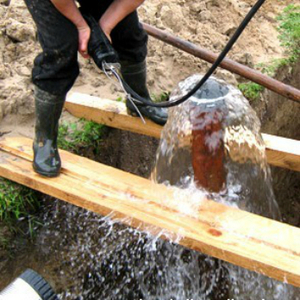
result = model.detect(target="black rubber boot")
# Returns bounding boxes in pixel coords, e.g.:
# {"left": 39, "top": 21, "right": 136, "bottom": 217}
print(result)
{"left": 33, "top": 88, "right": 65, "bottom": 177}
{"left": 121, "top": 60, "right": 168, "bottom": 125}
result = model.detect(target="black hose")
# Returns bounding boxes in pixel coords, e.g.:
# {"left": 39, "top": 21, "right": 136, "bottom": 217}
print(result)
{"left": 124, "top": 0, "right": 266, "bottom": 108}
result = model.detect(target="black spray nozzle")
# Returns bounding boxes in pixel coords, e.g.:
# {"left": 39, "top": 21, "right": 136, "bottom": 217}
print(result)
{"left": 81, "top": 11, "right": 119, "bottom": 70}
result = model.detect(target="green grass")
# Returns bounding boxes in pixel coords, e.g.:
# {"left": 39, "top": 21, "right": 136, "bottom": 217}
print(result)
{"left": 257, "top": 4, "right": 300, "bottom": 76}
{"left": 151, "top": 91, "right": 170, "bottom": 103}
{"left": 258, "top": 4, "right": 300, "bottom": 75}
{"left": 239, "top": 5, "right": 299, "bottom": 101}
{"left": 276, "top": 4, "right": 300, "bottom": 63}
{"left": 238, "top": 82, "right": 264, "bottom": 102}
{"left": 58, "top": 119, "right": 106, "bottom": 155}
{"left": 115, "top": 96, "right": 125, "bottom": 103}
{"left": 0, "top": 234, "right": 9, "bottom": 249}
{"left": 0, "top": 178, "right": 41, "bottom": 241}
{"left": 256, "top": 58, "right": 291, "bottom": 77}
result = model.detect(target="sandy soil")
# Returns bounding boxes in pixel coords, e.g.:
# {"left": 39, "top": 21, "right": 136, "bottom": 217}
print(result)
{"left": 0, "top": 0, "right": 297, "bottom": 136}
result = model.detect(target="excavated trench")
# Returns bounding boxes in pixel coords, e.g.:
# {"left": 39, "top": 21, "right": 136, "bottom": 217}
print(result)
{"left": 0, "top": 63, "right": 299, "bottom": 299}
{"left": 254, "top": 59, "right": 300, "bottom": 227}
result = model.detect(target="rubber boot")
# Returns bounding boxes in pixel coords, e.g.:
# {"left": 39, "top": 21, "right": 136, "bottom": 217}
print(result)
{"left": 121, "top": 60, "right": 168, "bottom": 125}
{"left": 33, "top": 87, "right": 65, "bottom": 177}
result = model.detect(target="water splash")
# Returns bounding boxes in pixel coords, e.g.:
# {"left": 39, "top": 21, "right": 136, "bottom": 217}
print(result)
{"left": 37, "top": 199, "right": 297, "bottom": 300}
{"left": 32, "top": 75, "right": 298, "bottom": 299}
{"left": 152, "top": 74, "right": 280, "bottom": 220}
{"left": 151, "top": 74, "right": 297, "bottom": 299}
{"left": 38, "top": 200, "right": 231, "bottom": 300}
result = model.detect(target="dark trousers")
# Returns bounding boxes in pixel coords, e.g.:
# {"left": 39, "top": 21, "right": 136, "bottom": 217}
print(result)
{"left": 24, "top": 0, "right": 148, "bottom": 96}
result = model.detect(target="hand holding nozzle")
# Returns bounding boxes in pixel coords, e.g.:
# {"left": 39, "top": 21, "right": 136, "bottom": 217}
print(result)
{"left": 80, "top": 12, "right": 147, "bottom": 121}
{"left": 80, "top": 11, "right": 160, "bottom": 113}
{"left": 81, "top": 11, "right": 119, "bottom": 70}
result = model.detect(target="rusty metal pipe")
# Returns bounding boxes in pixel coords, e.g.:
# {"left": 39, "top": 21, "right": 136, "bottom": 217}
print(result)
{"left": 142, "top": 23, "right": 300, "bottom": 103}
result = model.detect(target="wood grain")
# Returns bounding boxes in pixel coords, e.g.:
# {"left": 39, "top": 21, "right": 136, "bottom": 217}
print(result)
{"left": 263, "top": 133, "right": 300, "bottom": 171}
{"left": 0, "top": 136, "right": 299, "bottom": 287}
{"left": 65, "top": 93, "right": 161, "bottom": 138}
{"left": 65, "top": 93, "right": 300, "bottom": 172}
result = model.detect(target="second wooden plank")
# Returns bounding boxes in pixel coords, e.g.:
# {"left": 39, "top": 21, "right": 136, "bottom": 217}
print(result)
{"left": 65, "top": 93, "right": 300, "bottom": 172}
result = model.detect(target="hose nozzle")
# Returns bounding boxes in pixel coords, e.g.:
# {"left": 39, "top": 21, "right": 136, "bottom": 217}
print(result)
{"left": 81, "top": 11, "right": 119, "bottom": 70}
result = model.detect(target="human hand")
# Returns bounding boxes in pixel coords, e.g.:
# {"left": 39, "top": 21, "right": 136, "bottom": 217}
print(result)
{"left": 78, "top": 25, "right": 91, "bottom": 58}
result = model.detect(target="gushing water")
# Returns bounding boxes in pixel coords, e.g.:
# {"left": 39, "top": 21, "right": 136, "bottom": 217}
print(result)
{"left": 34, "top": 75, "right": 298, "bottom": 299}
{"left": 152, "top": 74, "right": 280, "bottom": 219}
{"left": 151, "top": 74, "right": 297, "bottom": 299}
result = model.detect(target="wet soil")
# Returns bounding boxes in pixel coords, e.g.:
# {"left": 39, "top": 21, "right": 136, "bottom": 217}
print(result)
{"left": 254, "top": 59, "right": 300, "bottom": 227}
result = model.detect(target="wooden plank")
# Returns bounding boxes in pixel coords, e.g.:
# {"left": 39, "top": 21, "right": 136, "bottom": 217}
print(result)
{"left": 65, "top": 93, "right": 300, "bottom": 172}
{"left": 65, "top": 92, "right": 162, "bottom": 138}
{"left": 263, "top": 133, "right": 300, "bottom": 171}
{"left": 0, "top": 136, "right": 299, "bottom": 287}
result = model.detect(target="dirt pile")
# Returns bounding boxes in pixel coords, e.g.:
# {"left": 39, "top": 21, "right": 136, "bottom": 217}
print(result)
{"left": 0, "top": 0, "right": 37, "bottom": 122}
{"left": 0, "top": 0, "right": 296, "bottom": 126}
{"left": 140, "top": 0, "right": 291, "bottom": 92}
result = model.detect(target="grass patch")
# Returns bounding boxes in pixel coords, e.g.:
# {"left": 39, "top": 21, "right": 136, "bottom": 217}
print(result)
{"left": 257, "top": 5, "right": 300, "bottom": 76}
{"left": 256, "top": 58, "right": 291, "bottom": 77}
{"left": 115, "top": 96, "right": 125, "bottom": 103}
{"left": 151, "top": 91, "right": 170, "bottom": 103}
{"left": 257, "top": 4, "right": 300, "bottom": 75}
{"left": 238, "top": 82, "right": 264, "bottom": 102}
{"left": 58, "top": 119, "right": 106, "bottom": 155}
{"left": 276, "top": 4, "right": 300, "bottom": 64}
{"left": 0, "top": 178, "right": 42, "bottom": 242}
{"left": 239, "top": 5, "right": 299, "bottom": 101}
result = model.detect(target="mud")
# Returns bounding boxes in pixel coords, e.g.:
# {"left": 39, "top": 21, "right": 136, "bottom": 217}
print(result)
{"left": 259, "top": 59, "right": 300, "bottom": 227}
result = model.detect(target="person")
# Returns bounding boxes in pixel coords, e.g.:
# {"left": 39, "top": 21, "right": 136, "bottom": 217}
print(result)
{"left": 24, "top": 0, "right": 168, "bottom": 178}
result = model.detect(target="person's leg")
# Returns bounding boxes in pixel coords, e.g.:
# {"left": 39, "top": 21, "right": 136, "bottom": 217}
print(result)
{"left": 25, "top": 0, "right": 79, "bottom": 95}
{"left": 24, "top": 0, "right": 79, "bottom": 176}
